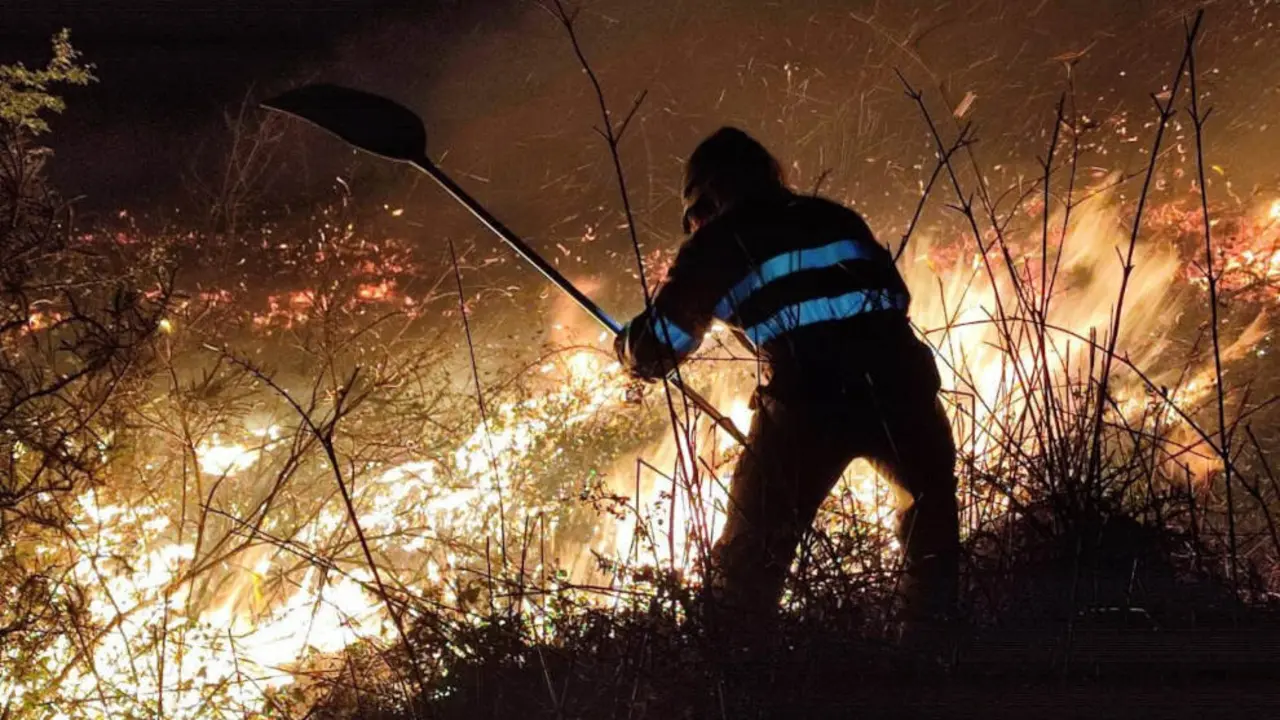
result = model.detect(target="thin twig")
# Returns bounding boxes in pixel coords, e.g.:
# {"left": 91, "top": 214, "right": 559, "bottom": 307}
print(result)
{"left": 446, "top": 237, "right": 510, "bottom": 577}
{"left": 1185, "top": 12, "right": 1237, "bottom": 605}
{"left": 1087, "top": 10, "right": 1204, "bottom": 499}
{"left": 214, "top": 349, "right": 427, "bottom": 696}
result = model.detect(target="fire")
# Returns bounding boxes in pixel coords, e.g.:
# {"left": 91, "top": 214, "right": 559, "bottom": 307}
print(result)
{"left": 196, "top": 435, "right": 259, "bottom": 475}
{"left": 2, "top": 493, "right": 389, "bottom": 718}
{"left": 8, "top": 15, "right": 1280, "bottom": 719}
{"left": 26, "top": 310, "right": 61, "bottom": 331}
{"left": 586, "top": 186, "right": 1190, "bottom": 580}
{"left": 357, "top": 279, "right": 395, "bottom": 301}
{"left": 5, "top": 184, "right": 1273, "bottom": 718}
{"left": 195, "top": 426, "right": 282, "bottom": 476}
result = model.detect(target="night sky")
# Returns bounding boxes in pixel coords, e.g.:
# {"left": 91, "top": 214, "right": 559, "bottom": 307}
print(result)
{"left": 4, "top": 0, "right": 1278, "bottom": 257}
{"left": 1, "top": 1, "right": 512, "bottom": 205}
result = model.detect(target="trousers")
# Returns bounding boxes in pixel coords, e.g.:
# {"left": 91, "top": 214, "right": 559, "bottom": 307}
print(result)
{"left": 704, "top": 342, "right": 959, "bottom": 626}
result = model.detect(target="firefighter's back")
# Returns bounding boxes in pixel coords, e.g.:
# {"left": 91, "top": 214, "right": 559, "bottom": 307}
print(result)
{"left": 703, "top": 192, "right": 930, "bottom": 402}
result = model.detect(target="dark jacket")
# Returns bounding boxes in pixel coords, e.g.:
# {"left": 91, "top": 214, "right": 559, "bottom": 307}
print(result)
{"left": 619, "top": 191, "right": 926, "bottom": 400}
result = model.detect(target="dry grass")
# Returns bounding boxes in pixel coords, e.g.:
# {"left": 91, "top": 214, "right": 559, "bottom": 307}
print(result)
{"left": 5, "top": 10, "right": 1280, "bottom": 720}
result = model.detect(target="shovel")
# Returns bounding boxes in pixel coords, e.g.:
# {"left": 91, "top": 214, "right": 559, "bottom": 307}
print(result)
{"left": 263, "top": 84, "right": 747, "bottom": 446}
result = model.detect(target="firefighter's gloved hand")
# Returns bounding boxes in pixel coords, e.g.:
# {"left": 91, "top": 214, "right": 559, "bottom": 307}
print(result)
{"left": 613, "top": 324, "right": 630, "bottom": 368}
{"left": 616, "top": 315, "right": 678, "bottom": 382}
{"left": 616, "top": 325, "right": 653, "bottom": 403}
{"left": 614, "top": 321, "right": 652, "bottom": 381}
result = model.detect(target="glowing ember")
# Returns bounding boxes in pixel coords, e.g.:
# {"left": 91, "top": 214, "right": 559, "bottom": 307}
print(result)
{"left": 357, "top": 279, "right": 395, "bottom": 301}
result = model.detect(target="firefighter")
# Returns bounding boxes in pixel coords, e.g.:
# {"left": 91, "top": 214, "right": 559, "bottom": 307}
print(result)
{"left": 615, "top": 127, "right": 959, "bottom": 637}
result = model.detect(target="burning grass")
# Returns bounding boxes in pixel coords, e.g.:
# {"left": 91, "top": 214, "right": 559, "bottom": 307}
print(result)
{"left": 4, "top": 11, "right": 1280, "bottom": 720}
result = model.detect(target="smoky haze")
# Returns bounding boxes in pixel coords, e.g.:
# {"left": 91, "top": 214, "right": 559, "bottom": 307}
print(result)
{"left": 343, "top": 0, "right": 1280, "bottom": 321}
{"left": 7, "top": 0, "right": 1280, "bottom": 322}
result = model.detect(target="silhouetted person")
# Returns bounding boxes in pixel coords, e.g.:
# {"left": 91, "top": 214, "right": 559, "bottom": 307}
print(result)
{"left": 615, "top": 127, "right": 958, "bottom": 638}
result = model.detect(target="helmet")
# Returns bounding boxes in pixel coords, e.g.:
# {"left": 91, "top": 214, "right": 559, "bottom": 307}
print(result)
{"left": 681, "top": 127, "right": 786, "bottom": 233}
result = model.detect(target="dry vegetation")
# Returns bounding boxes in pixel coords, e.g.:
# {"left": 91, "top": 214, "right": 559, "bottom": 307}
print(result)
{"left": 4, "top": 11, "right": 1280, "bottom": 720}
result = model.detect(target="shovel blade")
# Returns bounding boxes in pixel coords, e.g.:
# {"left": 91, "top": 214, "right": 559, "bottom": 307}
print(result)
{"left": 262, "top": 84, "right": 427, "bottom": 162}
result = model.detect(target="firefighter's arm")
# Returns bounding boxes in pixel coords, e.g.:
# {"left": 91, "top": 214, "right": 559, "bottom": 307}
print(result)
{"left": 615, "top": 235, "right": 722, "bottom": 380}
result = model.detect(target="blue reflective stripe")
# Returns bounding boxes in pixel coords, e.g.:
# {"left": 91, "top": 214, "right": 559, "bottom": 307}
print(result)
{"left": 714, "top": 239, "right": 878, "bottom": 320}
{"left": 744, "top": 290, "right": 908, "bottom": 345}
{"left": 650, "top": 314, "right": 698, "bottom": 355}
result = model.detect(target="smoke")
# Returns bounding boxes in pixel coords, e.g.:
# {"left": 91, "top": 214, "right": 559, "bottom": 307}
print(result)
{"left": 309, "top": 0, "right": 1279, "bottom": 327}
{"left": 23, "top": 1, "right": 1280, "bottom": 309}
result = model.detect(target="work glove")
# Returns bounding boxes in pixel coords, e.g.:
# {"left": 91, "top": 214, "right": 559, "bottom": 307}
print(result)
{"left": 615, "top": 314, "right": 681, "bottom": 383}
{"left": 614, "top": 323, "right": 650, "bottom": 403}
{"left": 613, "top": 323, "right": 631, "bottom": 369}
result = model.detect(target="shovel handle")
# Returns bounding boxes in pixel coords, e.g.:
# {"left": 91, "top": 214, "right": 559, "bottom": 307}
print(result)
{"left": 412, "top": 157, "right": 622, "bottom": 333}
{"left": 410, "top": 156, "right": 748, "bottom": 447}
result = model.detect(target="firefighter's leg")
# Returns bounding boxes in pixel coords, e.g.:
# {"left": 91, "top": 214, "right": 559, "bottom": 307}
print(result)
{"left": 870, "top": 396, "right": 960, "bottom": 621}
{"left": 704, "top": 393, "right": 850, "bottom": 631}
